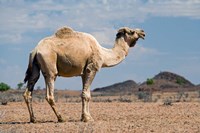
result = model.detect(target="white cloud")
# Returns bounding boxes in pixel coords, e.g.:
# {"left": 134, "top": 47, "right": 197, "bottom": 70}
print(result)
{"left": 1, "top": 0, "right": 200, "bottom": 45}
{"left": 0, "top": 33, "right": 22, "bottom": 44}
{"left": 91, "top": 28, "right": 116, "bottom": 46}
{"left": 141, "top": 0, "right": 200, "bottom": 19}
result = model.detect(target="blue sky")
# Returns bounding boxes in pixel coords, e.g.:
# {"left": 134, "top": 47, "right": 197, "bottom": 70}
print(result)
{"left": 0, "top": 0, "right": 200, "bottom": 90}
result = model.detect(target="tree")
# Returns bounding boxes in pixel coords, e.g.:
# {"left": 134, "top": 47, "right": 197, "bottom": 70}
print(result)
{"left": 17, "top": 82, "right": 24, "bottom": 90}
{"left": 0, "top": 82, "right": 11, "bottom": 91}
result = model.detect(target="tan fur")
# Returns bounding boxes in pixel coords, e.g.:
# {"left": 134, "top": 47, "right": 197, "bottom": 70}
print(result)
{"left": 23, "top": 26, "right": 145, "bottom": 123}
{"left": 118, "top": 27, "right": 132, "bottom": 33}
{"left": 55, "top": 27, "right": 74, "bottom": 38}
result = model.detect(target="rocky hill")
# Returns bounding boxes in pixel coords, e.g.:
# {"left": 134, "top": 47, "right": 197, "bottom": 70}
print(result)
{"left": 138, "top": 71, "right": 195, "bottom": 92}
{"left": 93, "top": 80, "right": 138, "bottom": 94}
{"left": 93, "top": 71, "right": 198, "bottom": 94}
{"left": 153, "top": 71, "right": 194, "bottom": 87}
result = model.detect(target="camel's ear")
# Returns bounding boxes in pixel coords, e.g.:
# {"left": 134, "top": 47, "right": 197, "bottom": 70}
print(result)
{"left": 116, "top": 27, "right": 132, "bottom": 38}
{"left": 116, "top": 28, "right": 125, "bottom": 38}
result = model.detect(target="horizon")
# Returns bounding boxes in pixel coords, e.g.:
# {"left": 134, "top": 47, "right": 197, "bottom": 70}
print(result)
{"left": 2, "top": 70, "right": 199, "bottom": 90}
{"left": 0, "top": 0, "right": 200, "bottom": 90}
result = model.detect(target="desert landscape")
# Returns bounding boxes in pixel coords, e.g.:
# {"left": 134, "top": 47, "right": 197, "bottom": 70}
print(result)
{"left": 0, "top": 71, "right": 200, "bottom": 133}
{"left": 0, "top": 101, "right": 200, "bottom": 132}
{"left": 1, "top": 0, "right": 200, "bottom": 132}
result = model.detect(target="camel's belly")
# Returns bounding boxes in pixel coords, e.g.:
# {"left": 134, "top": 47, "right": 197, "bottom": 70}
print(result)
{"left": 57, "top": 66, "right": 83, "bottom": 77}
{"left": 57, "top": 57, "right": 85, "bottom": 77}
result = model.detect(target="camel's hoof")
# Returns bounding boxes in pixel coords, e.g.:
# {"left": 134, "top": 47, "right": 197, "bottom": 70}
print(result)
{"left": 58, "top": 118, "right": 66, "bottom": 123}
{"left": 81, "top": 115, "right": 94, "bottom": 122}
{"left": 58, "top": 115, "right": 66, "bottom": 123}
{"left": 30, "top": 117, "right": 37, "bottom": 123}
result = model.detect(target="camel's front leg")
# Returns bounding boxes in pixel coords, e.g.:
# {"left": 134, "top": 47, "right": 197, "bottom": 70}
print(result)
{"left": 81, "top": 69, "right": 96, "bottom": 122}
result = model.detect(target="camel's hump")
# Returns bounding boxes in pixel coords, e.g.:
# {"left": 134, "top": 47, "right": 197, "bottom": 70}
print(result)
{"left": 55, "top": 27, "right": 74, "bottom": 38}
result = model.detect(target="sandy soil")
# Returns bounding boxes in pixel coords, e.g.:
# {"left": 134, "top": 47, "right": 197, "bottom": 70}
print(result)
{"left": 0, "top": 101, "right": 200, "bottom": 133}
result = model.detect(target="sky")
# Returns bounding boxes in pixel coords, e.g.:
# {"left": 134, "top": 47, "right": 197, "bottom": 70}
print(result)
{"left": 0, "top": 0, "right": 200, "bottom": 90}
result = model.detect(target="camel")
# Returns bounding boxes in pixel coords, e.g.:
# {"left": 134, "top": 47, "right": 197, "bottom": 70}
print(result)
{"left": 23, "top": 26, "right": 145, "bottom": 123}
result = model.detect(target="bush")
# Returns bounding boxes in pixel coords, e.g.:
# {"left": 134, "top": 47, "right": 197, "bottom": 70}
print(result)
{"left": 0, "top": 82, "right": 11, "bottom": 91}
{"left": 1, "top": 100, "right": 8, "bottom": 105}
{"left": 176, "top": 91, "right": 184, "bottom": 102}
{"left": 176, "top": 78, "right": 186, "bottom": 85}
{"left": 163, "top": 98, "right": 173, "bottom": 106}
{"left": 17, "top": 82, "right": 24, "bottom": 90}
{"left": 92, "top": 98, "right": 112, "bottom": 103}
{"left": 146, "top": 78, "right": 154, "bottom": 85}
{"left": 118, "top": 96, "right": 132, "bottom": 103}
{"left": 137, "top": 91, "right": 152, "bottom": 102}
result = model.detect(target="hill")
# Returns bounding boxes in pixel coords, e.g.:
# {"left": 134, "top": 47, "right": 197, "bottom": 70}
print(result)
{"left": 153, "top": 71, "right": 194, "bottom": 87}
{"left": 93, "top": 71, "right": 197, "bottom": 94}
{"left": 93, "top": 80, "right": 138, "bottom": 94}
{"left": 138, "top": 71, "right": 195, "bottom": 92}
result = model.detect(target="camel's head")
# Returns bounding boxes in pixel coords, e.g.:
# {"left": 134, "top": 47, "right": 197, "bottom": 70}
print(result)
{"left": 116, "top": 27, "right": 145, "bottom": 47}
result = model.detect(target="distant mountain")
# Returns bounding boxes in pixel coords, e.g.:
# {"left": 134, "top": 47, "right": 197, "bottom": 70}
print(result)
{"left": 139, "top": 71, "right": 195, "bottom": 91}
{"left": 154, "top": 71, "right": 194, "bottom": 87}
{"left": 93, "top": 80, "right": 138, "bottom": 94}
{"left": 93, "top": 71, "right": 197, "bottom": 94}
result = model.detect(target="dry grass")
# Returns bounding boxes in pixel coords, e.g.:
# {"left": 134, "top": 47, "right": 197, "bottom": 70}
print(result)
{"left": 1, "top": 90, "right": 199, "bottom": 104}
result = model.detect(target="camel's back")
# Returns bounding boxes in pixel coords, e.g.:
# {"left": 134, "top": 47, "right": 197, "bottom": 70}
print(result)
{"left": 55, "top": 27, "right": 74, "bottom": 39}
{"left": 36, "top": 27, "right": 101, "bottom": 55}
{"left": 53, "top": 28, "right": 100, "bottom": 54}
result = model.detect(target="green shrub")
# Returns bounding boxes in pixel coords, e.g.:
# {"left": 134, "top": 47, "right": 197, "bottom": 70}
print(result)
{"left": 0, "top": 82, "right": 11, "bottom": 91}
{"left": 176, "top": 78, "right": 186, "bottom": 85}
{"left": 146, "top": 78, "right": 154, "bottom": 85}
{"left": 17, "top": 82, "right": 24, "bottom": 90}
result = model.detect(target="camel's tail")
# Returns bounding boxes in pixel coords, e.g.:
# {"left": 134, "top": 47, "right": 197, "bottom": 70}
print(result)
{"left": 24, "top": 49, "right": 38, "bottom": 83}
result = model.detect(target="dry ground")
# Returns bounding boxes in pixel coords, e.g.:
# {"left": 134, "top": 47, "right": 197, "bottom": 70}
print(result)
{"left": 0, "top": 101, "right": 200, "bottom": 133}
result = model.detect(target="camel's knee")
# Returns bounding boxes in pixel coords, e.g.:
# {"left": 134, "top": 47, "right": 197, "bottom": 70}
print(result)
{"left": 81, "top": 91, "right": 91, "bottom": 102}
{"left": 23, "top": 89, "right": 32, "bottom": 101}
{"left": 46, "top": 96, "right": 55, "bottom": 106}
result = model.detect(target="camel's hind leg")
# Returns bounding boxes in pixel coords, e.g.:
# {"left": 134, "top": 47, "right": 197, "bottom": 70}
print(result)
{"left": 44, "top": 74, "right": 65, "bottom": 122}
{"left": 37, "top": 51, "right": 65, "bottom": 122}
{"left": 23, "top": 63, "right": 40, "bottom": 123}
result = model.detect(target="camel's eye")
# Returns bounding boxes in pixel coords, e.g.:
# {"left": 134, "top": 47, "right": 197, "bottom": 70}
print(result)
{"left": 129, "top": 31, "right": 135, "bottom": 35}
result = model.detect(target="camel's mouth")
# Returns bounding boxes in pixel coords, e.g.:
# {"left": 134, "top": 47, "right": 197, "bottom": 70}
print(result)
{"left": 135, "top": 29, "right": 145, "bottom": 40}
{"left": 138, "top": 31, "right": 145, "bottom": 40}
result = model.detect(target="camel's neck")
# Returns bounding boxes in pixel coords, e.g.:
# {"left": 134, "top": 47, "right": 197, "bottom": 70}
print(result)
{"left": 101, "top": 38, "right": 129, "bottom": 67}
